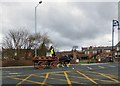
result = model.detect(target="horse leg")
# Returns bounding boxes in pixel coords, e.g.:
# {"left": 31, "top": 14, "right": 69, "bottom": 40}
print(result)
{"left": 62, "top": 62, "right": 64, "bottom": 67}
{"left": 66, "top": 61, "right": 70, "bottom": 67}
{"left": 56, "top": 61, "right": 61, "bottom": 68}
{"left": 57, "top": 63, "right": 60, "bottom": 68}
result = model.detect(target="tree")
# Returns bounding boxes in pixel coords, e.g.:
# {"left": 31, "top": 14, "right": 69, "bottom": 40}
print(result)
{"left": 38, "top": 42, "right": 48, "bottom": 56}
{"left": 3, "top": 29, "right": 29, "bottom": 49}
{"left": 32, "top": 33, "right": 52, "bottom": 57}
{"left": 2, "top": 29, "right": 52, "bottom": 60}
{"left": 41, "top": 33, "right": 52, "bottom": 48}
{"left": 2, "top": 29, "right": 30, "bottom": 60}
{"left": 27, "top": 33, "right": 42, "bottom": 49}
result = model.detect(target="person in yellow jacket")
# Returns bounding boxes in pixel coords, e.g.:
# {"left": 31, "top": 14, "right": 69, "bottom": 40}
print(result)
{"left": 50, "top": 46, "right": 55, "bottom": 57}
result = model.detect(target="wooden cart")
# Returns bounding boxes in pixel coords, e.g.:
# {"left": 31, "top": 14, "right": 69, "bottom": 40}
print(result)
{"left": 32, "top": 56, "right": 59, "bottom": 69}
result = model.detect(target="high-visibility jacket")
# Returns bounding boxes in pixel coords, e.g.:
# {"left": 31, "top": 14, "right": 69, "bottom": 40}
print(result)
{"left": 50, "top": 49, "right": 54, "bottom": 55}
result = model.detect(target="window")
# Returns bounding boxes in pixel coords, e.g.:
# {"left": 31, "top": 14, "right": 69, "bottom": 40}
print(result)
{"left": 106, "top": 50, "right": 110, "bottom": 53}
{"left": 93, "top": 51, "right": 97, "bottom": 54}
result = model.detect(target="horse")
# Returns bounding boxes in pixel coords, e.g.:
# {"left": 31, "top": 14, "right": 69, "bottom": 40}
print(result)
{"left": 57, "top": 54, "right": 73, "bottom": 68}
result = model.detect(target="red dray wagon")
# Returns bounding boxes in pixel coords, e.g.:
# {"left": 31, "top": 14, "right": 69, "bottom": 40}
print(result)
{"left": 32, "top": 56, "right": 59, "bottom": 69}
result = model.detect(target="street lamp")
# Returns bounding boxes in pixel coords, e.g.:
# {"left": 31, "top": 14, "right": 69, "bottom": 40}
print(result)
{"left": 112, "top": 20, "right": 119, "bottom": 58}
{"left": 35, "top": 1, "right": 42, "bottom": 57}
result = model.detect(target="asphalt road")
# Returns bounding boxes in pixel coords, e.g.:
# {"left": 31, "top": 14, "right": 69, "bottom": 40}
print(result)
{"left": 1, "top": 62, "right": 120, "bottom": 86}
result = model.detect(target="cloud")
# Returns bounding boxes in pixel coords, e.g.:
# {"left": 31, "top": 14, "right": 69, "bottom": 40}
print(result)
{"left": 0, "top": 1, "right": 118, "bottom": 50}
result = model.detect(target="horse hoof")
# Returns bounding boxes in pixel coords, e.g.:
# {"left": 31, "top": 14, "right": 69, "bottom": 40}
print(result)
{"left": 57, "top": 64, "right": 60, "bottom": 68}
{"left": 67, "top": 66, "right": 69, "bottom": 67}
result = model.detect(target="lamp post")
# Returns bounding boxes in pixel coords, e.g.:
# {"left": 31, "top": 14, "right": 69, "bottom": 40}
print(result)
{"left": 35, "top": 1, "right": 42, "bottom": 57}
{"left": 112, "top": 20, "right": 119, "bottom": 58}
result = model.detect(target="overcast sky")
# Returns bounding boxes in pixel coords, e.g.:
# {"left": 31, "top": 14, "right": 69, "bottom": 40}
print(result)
{"left": 0, "top": 0, "right": 119, "bottom": 51}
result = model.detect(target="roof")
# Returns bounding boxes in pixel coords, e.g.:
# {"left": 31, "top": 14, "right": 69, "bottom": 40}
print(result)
{"left": 82, "top": 46, "right": 115, "bottom": 51}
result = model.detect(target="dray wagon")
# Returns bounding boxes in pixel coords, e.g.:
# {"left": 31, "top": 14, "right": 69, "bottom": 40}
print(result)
{"left": 32, "top": 56, "right": 59, "bottom": 69}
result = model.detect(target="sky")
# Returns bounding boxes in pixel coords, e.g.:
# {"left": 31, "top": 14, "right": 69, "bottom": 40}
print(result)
{"left": 0, "top": 0, "right": 119, "bottom": 51}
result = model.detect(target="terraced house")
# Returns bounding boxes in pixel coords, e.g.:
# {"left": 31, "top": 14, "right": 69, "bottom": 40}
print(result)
{"left": 82, "top": 46, "right": 114, "bottom": 62}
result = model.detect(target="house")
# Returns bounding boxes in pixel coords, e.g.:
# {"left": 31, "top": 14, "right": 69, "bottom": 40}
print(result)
{"left": 115, "top": 41, "right": 120, "bottom": 62}
{"left": 82, "top": 46, "right": 113, "bottom": 56}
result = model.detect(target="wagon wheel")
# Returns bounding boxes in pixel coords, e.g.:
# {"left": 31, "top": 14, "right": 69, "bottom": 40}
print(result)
{"left": 38, "top": 61, "right": 46, "bottom": 69}
{"left": 34, "top": 62, "right": 38, "bottom": 69}
{"left": 50, "top": 61, "right": 58, "bottom": 68}
{"left": 34, "top": 60, "right": 39, "bottom": 69}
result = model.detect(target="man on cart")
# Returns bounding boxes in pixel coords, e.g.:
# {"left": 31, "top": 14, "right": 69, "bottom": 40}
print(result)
{"left": 49, "top": 46, "right": 56, "bottom": 58}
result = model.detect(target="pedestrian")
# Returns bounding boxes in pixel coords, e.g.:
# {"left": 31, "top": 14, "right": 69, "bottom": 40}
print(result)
{"left": 50, "top": 46, "right": 55, "bottom": 58}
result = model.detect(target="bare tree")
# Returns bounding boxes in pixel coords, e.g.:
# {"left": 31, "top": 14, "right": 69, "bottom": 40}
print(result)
{"left": 2, "top": 29, "right": 30, "bottom": 60}
{"left": 28, "top": 32, "right": 42, "bottom": 49}
{"left": 3, "top": 29, "right": 52, "bottom": 49}
{"left": 3, "top": 29, "right": 29, "bottom": 49}
{"left": 2, "top": 29, "right": 52, "bottom": 60}
{"left": 41, "top": 33, "right": 52, "bottom": 48}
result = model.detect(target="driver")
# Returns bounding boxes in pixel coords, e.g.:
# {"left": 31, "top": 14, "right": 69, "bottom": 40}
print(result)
{"left": 50, "top": 46, "right": 56, "bottom": 58}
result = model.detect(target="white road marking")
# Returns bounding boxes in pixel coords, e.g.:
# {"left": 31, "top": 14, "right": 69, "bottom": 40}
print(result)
{"left": 9, "top": 73, "right": 21, "bottom": 75}
{"left": 4, "top": 71, "right": 10, "bottom": 73}
{"left": 81, "top": 63, "right": 108, "bottom": 65}
{"left": 98, "top": 66, "right": 104, "bottom": 68}
{"left": 48, "top": 70, "right": 70, "bottom": 74}
{"left": 109, "top": 65, "right": 116, "bottom": 67}
{"left": 0, "top": 66, "right": 33, "bottom": 69}
{"left": 87, "top": 66, "right": 92, "bottom": 70}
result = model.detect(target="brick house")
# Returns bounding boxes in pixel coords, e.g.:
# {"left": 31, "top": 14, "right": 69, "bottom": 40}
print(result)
{"left": 115, "top": 41, "right": 120, "bottom": 56}
{"left": 82, "top": 46, "right": 114, "bottom": 62}
{"left": 115, "top": 41, "right": 120, "bottom": 62}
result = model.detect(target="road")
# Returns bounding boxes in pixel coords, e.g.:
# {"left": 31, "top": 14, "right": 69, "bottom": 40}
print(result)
{"left": 1, "top": 62, "right": 120, "bottom": 86}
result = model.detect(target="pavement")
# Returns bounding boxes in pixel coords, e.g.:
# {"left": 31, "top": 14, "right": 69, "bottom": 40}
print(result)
{"left": 1, "top": 62, "right": 120, "bottom": 86}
